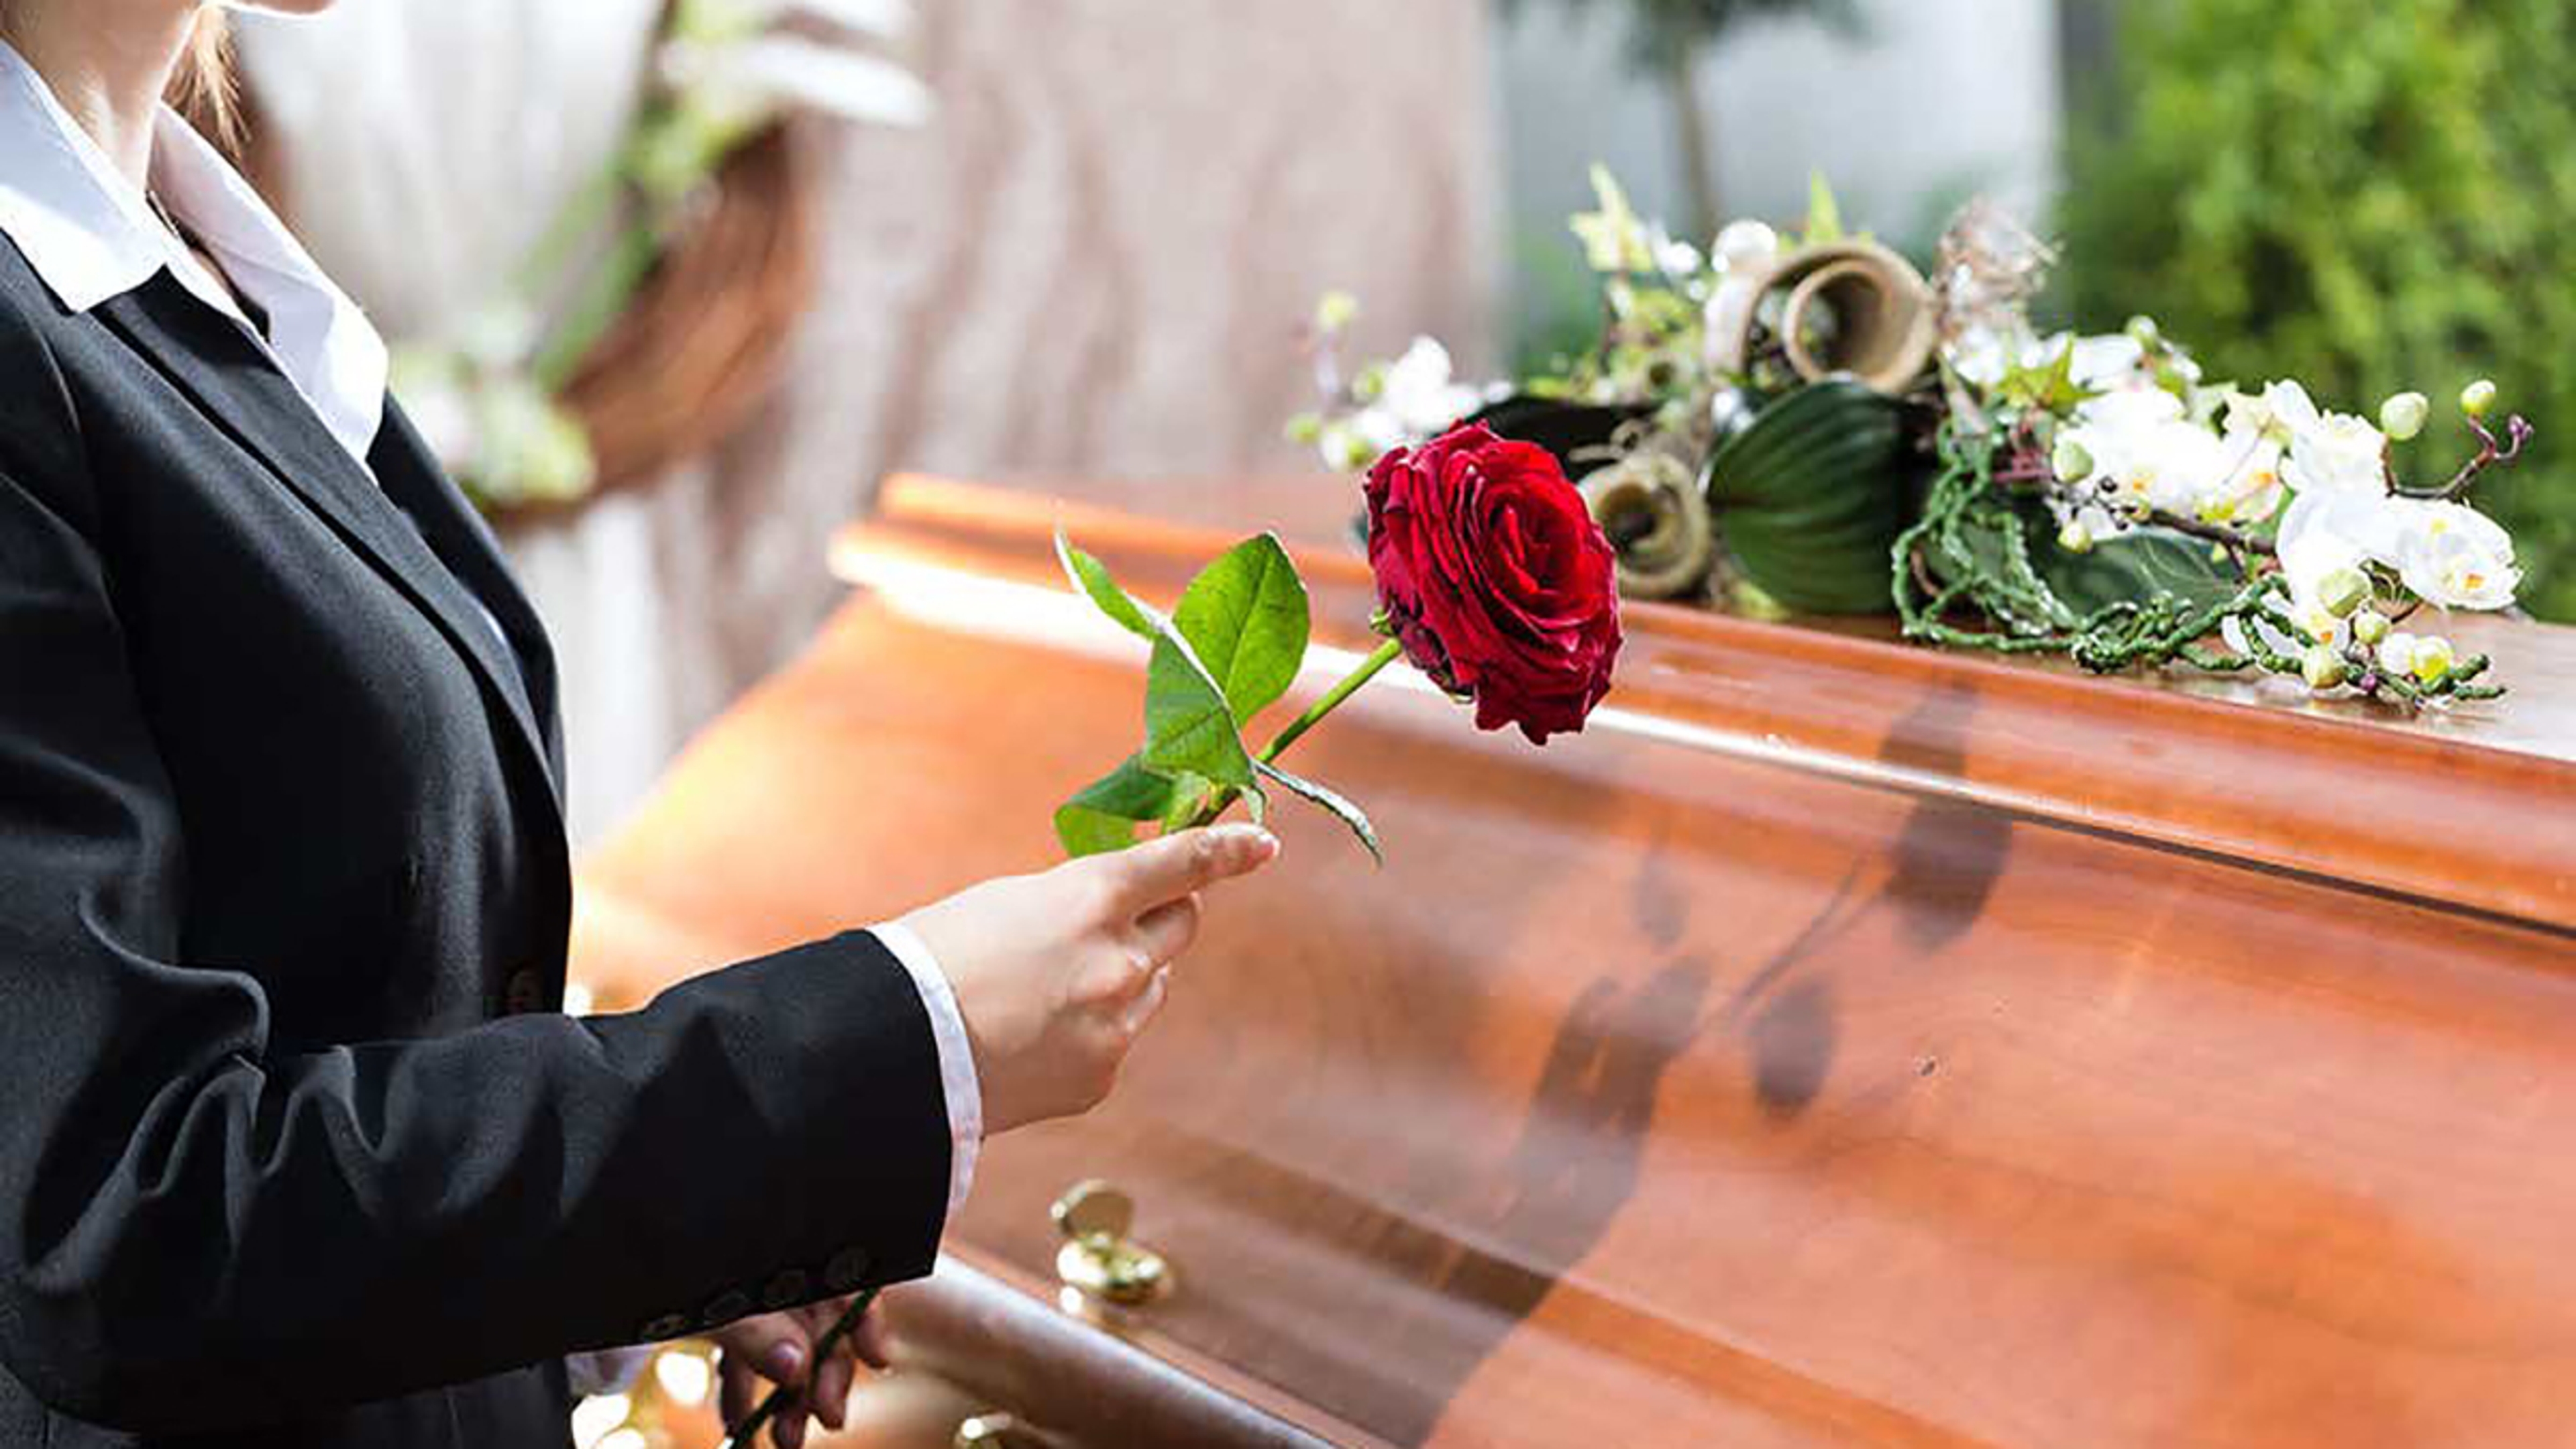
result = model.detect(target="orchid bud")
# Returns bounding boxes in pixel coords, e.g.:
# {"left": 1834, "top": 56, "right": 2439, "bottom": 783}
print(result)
{"left": 2057, "top": 520, "right": 2095, "bottom": 555}
{"left": 2301, "top": 643, "right": 2349, "bottom": 692}
{"left": 1314, "top": 290, "right": 1360, "bottom": 334}
{"left": 2316, "top": 566, "right": 2371, "bottom": 619}
{"left": 1284, "top": 413, "right": 1324, "bottom": 445}
{"left": 2461, "top": 379, "right": 2500, "bottom": 419}
{"left": 2377, "top": 631, "right": 2420, "bottom": 679}
{"left": 2412, "top": 636, "right": 2457, "bottom": 686}
{"left": 2379, "top": 391, "right": 2430, "bottom": 442}
{"left": 2052, "top": 437, "right": 2095, "bottom": 483}
{"left": 2125, "top": 315, "right": 2161, "bottom": 347}
{"left": 2351, "top": 608, "right": 2391, "bottom": 646}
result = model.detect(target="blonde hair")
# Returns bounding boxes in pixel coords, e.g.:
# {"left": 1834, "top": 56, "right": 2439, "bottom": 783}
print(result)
{"left": 164, "top": 8, "right": 241, "bottom": 154}
{"left": 0, "top": 3, "right": 241, "bottom": 152}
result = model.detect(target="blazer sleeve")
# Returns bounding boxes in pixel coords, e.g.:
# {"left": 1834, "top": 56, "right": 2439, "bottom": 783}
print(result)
{"left": 0, "top": 464, "right": 957, "bottom": 1434}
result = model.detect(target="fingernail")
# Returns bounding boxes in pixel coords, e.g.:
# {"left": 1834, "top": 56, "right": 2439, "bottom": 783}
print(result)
{"left": 766, "top": 1342, "right": 806, "bottom": 1383}
{"left": 1217, "top": 824, "right": 1279, "bottom": 857}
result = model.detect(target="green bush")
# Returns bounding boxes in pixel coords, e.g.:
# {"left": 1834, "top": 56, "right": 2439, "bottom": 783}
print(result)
{"left": 2059, "top": 0, "right": 2576, "bottom": 619}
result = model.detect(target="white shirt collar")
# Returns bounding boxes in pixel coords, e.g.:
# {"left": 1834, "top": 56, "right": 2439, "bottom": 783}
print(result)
{"left": 0, "top": 38, "right": 388, "bottom": 467}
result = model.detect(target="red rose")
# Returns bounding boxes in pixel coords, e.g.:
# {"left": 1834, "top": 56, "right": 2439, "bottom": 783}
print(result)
{"left": 1364, "top": 423, "right": 1623, "bottom": 744}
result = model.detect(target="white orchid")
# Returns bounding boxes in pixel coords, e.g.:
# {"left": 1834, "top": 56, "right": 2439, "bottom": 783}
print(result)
{"left": 2059, "top": 387, "right": 2232, "bottom": 527}
{"left": 2202, "top": 421, "right": 2286, "bottom": 525}
{"left": 2393, "top": 498, "right": 2521, "bottom": 609}
{"left": 2258, "top": 380, "right": 2390, "bottom": 497}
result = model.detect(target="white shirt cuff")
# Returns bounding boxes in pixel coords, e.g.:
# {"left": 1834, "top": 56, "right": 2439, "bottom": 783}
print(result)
{"left": 566, "top": 1345, "right": 655, "bottom": 1398}
{"left": 867, "top": 922, "right": 983, "bottom": 1217}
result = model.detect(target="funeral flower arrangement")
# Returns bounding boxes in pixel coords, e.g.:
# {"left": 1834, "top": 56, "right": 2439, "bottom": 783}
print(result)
{"left": 1289, "top": 169, "right": 2536, "bottom": 707}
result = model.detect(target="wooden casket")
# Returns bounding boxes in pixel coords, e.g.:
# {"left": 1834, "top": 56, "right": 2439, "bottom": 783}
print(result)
{"left": 572, "top": 473, "right": 2576, "bottom": 1448}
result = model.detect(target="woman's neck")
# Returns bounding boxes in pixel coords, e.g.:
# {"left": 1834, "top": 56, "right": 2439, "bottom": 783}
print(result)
{"left": 5, "top": 1, "right": 199, "bottom": 188}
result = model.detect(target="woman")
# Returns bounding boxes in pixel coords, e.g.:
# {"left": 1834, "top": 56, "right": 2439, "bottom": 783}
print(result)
{"left": 0, "top": 2, "right": 1279, "bottom": 1446}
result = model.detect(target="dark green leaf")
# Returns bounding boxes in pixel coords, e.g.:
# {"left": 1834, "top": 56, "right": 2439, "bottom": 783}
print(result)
{"left": 1055, "top": 755, "right": 1179, "bottom": 857}
{"left": 1056, "top": 529, "right": 1163, "bottom": 643}
{"left": 1256, "top": 761, "right": 1382, "bottom": 865}
{"left": 1704, "top": 379, "right": 1911, "bottom": 614}
{"left": 2039, "top": 525, "right": 2239, "bottom": 615}
{"left": 1173, "top": 533, "right": 1311, "bottom": 725}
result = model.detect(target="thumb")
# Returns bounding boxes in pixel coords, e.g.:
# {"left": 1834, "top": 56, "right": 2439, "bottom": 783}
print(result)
{"left": 1108, "top": 824, "right": 1279, "bottom": 916}
{"left": 718, "top": 1314, "right": 811, "bottom": 1389}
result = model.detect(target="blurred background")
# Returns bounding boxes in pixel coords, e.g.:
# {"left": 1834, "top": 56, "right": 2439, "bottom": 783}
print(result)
{"left": 233, "top": 0, "right": 2574, "bottom": 845}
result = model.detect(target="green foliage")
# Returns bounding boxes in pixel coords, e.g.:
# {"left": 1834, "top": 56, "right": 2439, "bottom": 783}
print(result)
{"left": 1704, "top": 380, "right": 1913, "bottom": 614}
{"left": 2060, "top": 0, "right": 2576, "bottom": 619}
{"left": 1172, "top": 535, "right": 1311, "bottom": 726}
{"left": 1053, "top": 532, "right": 1379, "bottom": 860}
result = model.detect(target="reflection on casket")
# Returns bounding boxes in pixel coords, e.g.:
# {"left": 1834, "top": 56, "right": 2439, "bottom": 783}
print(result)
{"left": 574, "top": 473, "right": 2576, "bottom": 1448}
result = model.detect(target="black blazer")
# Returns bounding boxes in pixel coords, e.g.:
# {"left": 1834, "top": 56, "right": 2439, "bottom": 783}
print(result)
{"left": 0, "top": 240, "right": 953, "bottom": 1447}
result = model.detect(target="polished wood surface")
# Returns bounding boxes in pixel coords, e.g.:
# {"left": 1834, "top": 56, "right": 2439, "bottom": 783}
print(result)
{"left": 576, "top": 474, "right": 2576, "bottom": 1447}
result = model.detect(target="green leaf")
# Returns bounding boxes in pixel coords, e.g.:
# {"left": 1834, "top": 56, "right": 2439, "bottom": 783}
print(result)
{"left": 1995, "top": 339, "right": 2100, "bottom": 415}
{"left": 1056, "top": 529, "right": 1163, "bottom": 643}
{"left": 1142, "top": 635, "right": 1256, "bottom": 790}
{"left": 1704, "top": 380, "right": 1911, "bottom": 614}
{"left": 1173, "top": 533, "right": 1311, "bottom": 725}
{"left": 1256, "top": 761, "right": 1381, "bottom": 865}
{"left": 2039, "top": 525, "right": 2239, "bottom": 615}
{"left": 1055, "top": 755, "right": 1179, "bottom": 857}
{"left": 1803, "top": 171, "right": 1845, "bottom": 246}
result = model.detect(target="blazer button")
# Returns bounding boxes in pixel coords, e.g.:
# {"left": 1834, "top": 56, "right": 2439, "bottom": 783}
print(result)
{"left": 503, "top": 969, "right": 546, "bottom": 1015}
{"left": 823, "top": 1246, "right": 873, "bottom": 1293}
{"left": 638, "top": 1312, "right": 689, "bottom": 1341}
{"left": 760, "top": 1269, "right": 811, "bottom": 1311}
{"left": 700, "top": 1289, "right": 753, "bottom": 1329}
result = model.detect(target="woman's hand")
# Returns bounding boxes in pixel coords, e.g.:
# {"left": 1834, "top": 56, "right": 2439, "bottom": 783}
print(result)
{"left": 710, "top": 1295, "right": 890, "bottom": 1449}
{"left": 902, "top": 824, "right": 1280, "bottom": 1133}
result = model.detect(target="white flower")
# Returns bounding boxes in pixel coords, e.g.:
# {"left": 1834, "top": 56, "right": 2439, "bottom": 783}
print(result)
{"left": 2279, "top": 487, "right": 2406, "bottom": 566}
{"left": 2066, "top": 332, "right": 2146, "bottom": 390}
{"left": 2392, "top": 499, "right": 2520, "bottom": 610}
{"left": 665, "top": 34, "right": 930, "bottom": 129}
{"left": 2271, "top": 488, "right": 2413, "bottom": 648}
{"left": 1652, "top": 229, "right": 1704, "bottom": 278}
{"left": 2261, "top": 380, "right": 2390, "bottom": 496}
{"left": 1712, "top": 219, "right": 1782, "bottom": 274}
{"left": 2039, "top": 330, "right": 2204, "bottom": 396}
{"left": 2060, "top": 388, "right": 2229, "bottom": 525}
{"left": 1376, "top": 337, "right": 1483, "bottom": 437}
{"left": 2202, "top": 423, "right": 2286, "bottom": 525}
{"left": 1943, "top": 321, "right": 2033, "bottom": 390}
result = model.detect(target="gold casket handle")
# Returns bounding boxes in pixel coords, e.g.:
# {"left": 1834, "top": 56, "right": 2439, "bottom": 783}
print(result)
{"left": 1050, "top": 1179, "right": 1173, "bottom": 1307}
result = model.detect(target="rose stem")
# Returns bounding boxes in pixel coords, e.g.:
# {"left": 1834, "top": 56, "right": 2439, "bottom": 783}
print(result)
{"left": 1259, "top": 637, "right": 1405, "bottom": 765}
{"left": 717, "top": 1287, "right": 880, "bottom": 1449}
{"left": 1187, "top": 637, "right": 1405, "bottom": 828}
